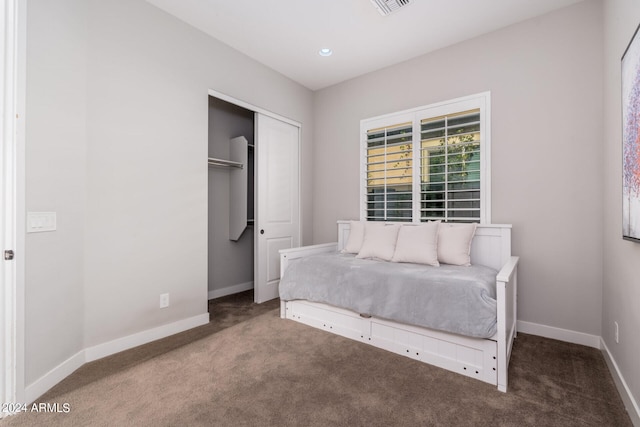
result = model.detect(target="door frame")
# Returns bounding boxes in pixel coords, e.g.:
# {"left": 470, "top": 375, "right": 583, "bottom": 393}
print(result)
{"left": 208, "top": 90, "right": 301, "bottom": 128}
{"left": 207, "top": 90, "right": 302, "bottom": 303}
{"left": 1, "top": 0, "right": 26, "bottom": 413}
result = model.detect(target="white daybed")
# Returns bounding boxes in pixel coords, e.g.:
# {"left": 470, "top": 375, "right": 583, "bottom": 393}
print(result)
{"left": 279, "top": 221, "right": 519, "bottom": 392}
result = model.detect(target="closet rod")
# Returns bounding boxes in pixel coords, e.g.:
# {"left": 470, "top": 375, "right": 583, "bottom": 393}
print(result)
{"left": 208, "top": 157, "right": 244, "bottom": 169}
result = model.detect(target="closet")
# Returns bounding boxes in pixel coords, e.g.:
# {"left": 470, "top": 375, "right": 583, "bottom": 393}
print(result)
{"left": 208, "top": 94, "right": 300, "bottom": 303}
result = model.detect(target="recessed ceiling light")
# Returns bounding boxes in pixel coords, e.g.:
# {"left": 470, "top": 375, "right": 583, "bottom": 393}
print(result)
{"left": 318, "top": 48, "right": 333, "bottom": 57}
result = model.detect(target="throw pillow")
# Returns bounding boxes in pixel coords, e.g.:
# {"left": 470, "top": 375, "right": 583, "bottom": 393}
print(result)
{"left": 391, "top": 222, "right": 440, "bottom": 266}
{"left": 342, "top": 221, "right": 365, "bottom": 254}
{"left": 437, "top": 223, "right": 477, "bottom": 266}
{"left": 356, "top": 223, "right": 401, "bottom": 261}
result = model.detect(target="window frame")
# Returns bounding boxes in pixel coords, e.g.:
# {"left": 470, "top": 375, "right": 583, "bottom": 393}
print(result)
{"left": 360, "top": 92, "right": 491, "bottom": 223}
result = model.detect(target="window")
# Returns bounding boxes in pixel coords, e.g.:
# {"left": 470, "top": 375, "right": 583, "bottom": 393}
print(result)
{"left": 361, "top": 93, "right": 490, "bottom": 223}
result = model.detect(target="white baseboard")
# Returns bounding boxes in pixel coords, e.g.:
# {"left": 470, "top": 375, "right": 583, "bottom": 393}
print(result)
{"left": 517, "top": 320, "right": 601, "bottom": 349}
{"left": 24, "top": 312, "right": 209, "bottom": 404}
{"left": 601, "top": 339, "right": 640, "bottom": 426}
{"left": 24, "top": 350, "right": 85, "bottom": 404}
{"left": 208, "top": 281, "right": 253, "bottom": 300}
{"left": 85, "top": 313, "right": 210, "bottom": 362}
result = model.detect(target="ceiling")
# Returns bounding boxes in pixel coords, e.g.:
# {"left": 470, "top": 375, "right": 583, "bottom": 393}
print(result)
{"left": 146, "top": 0, "right": 583, "bottom": 91}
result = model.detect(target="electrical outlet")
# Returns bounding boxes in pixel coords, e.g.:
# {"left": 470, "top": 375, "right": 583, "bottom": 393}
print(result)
{"left": 614, "top": 321, "right": 619, "bottom": 344}
{"left": 160, "top": 293, "right": 170, "bottom": 309}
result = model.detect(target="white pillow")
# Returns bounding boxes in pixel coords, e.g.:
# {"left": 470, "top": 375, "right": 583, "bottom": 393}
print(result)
{"left": 391, "top": 222, "right": 440, "bottom": 266}
{"left": 356, "top": 223, "right": 401, "bottom": 261}
{"left": 437, "top": 223, "right": 477, "bottom": 266}
{"left": 342, "top": 221, "right": 365, "bottom": 254}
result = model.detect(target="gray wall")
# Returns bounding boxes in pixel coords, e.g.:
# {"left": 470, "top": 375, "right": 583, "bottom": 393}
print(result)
{"left": 312, "top": 0, "right": 604, "bottom": 336}
{"left": 208, "top": 97, "right": 254, "bottom": 294}
{"left": 25, "top": 0, "right": 314, "bottom": 386}
{"left": 603, "top": 0, "right": 640, "bottom": 411}
{"left": 25, "top": 0, "right": 87, "bottom": 385}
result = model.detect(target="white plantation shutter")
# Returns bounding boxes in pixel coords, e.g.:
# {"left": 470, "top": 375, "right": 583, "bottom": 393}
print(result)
{"left": 361, "top": 93, "right": 490, "bottom": 223}
{"left": 365, "top": 122, "right": 413, "bottom": 221}
{"left": 420, "top": 110, "right": 481, "bottom": 222}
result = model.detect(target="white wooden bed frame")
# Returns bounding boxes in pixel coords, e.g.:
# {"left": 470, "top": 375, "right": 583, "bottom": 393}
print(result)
{"left": 279, "top": 221, "right": 519, "bottom": 392}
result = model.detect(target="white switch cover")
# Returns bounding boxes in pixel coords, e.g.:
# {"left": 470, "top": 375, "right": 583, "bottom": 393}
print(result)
{"left": 27, "top": 212, "right": 57, "bottom": 233}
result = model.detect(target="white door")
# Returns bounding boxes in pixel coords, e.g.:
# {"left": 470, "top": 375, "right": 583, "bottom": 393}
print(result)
{"left": 254, "top": 114, "right": 300, "bottom": 303}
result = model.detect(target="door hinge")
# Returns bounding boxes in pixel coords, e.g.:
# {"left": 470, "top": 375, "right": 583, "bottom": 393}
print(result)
{"left": 4, "top": 250, "right": 15, "bottom": 261}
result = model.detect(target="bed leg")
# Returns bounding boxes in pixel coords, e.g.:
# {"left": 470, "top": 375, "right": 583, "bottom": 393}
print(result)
{"left": 280, "top": 300, "right": 287, "bottom": 319}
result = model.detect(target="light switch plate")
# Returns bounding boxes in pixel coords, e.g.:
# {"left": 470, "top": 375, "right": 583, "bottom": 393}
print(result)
{"left": 27, "top": 212, "right": 57, "bottom": 233}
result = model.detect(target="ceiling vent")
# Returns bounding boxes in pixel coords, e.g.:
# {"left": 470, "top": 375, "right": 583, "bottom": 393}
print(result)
{"left": 369, "top": 0, "right": 412, "bottom": 16}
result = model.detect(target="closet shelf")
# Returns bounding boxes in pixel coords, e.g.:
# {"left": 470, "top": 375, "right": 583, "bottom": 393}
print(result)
{"left": 228, "top": 136, "right": 249, "bottom": 241}
{"left": 208, "top": 157, "right": 244, "bottom": 169}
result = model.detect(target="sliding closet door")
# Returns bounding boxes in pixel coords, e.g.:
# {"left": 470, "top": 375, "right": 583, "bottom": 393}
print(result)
{"left": 254, "top": 114, "right": 300, "bottom": 303}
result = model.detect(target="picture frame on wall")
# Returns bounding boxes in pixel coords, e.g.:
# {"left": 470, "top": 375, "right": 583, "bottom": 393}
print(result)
{"left": 622, "top": 22, "right": 640, "bottom": 242}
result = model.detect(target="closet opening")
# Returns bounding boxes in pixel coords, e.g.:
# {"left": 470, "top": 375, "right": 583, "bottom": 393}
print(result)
{"left": 207, "top": 96, "right": 255, "bottom": 302}
{"left": 207, "top": 89, "right": 301, "bottom": 306}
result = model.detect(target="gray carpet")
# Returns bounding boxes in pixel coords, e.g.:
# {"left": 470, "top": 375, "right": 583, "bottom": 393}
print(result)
{"left": 1, "top": 292, "right": 632, "bottom": 426}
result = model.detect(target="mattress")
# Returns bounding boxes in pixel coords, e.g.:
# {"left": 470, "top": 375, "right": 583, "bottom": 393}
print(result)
{"left": 279, "top": 252, "right": 498, "bottom": 338}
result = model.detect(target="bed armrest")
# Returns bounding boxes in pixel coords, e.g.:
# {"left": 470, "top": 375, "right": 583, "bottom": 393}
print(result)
{"left": 279, "top": 242, "right": 339, "bottom": 278}
{"left": 497, "top": 256, "right": 519, "bottom": 283}
{"left": 495, "top": 255, "right": 519, "bottom": 392}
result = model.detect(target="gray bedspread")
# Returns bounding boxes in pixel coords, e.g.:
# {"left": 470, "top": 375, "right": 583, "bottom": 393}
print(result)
{"left": 279, "top": 252, "right": 498, "bottom": 338}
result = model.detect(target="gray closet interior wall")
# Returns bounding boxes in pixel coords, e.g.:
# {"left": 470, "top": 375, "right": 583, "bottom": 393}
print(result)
{"left": 208, "top": 96, "right": 255, "bottom": 297}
